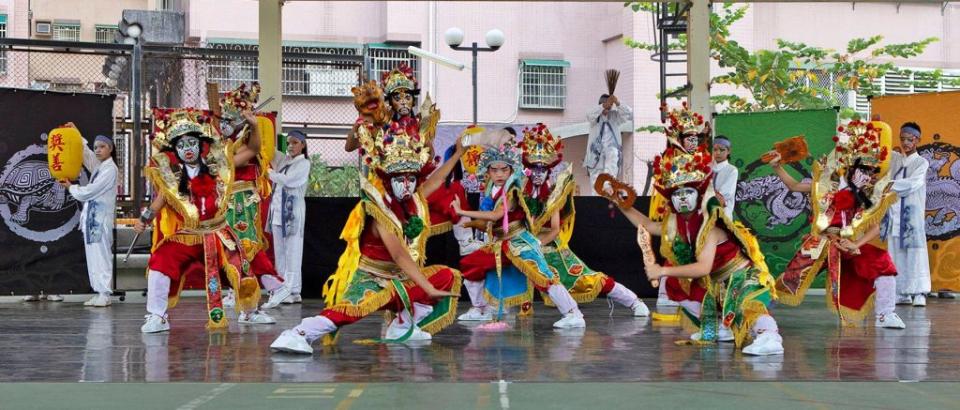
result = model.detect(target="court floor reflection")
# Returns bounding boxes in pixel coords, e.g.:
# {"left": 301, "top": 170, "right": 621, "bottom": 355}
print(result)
{"left": 0, "top": 297, "right": 956, "bottom": 382}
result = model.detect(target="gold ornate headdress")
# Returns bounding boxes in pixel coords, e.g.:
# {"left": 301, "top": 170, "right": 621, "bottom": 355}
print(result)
{"left": 381, "top": 64, "right": 418, "bottom": 95}
{"left": 652, "top": 144, "right": 713, "bottom": 195}
{"left": 521, "top": 123, "right": 563, "bottom": 168}
{"left": 661, "top": 102, "right": 708, "bottom": 148}
{"left": 359, "top": 120, "right": 430, "bottom": 175}
{"left": 833, "top": 119, "right": 891, "bottom": 176}
{"left": 151, "top": 108, "right": 219, "bottom": 151}
{"left": 219, "top": 82, "right": 260, "bottom": 121}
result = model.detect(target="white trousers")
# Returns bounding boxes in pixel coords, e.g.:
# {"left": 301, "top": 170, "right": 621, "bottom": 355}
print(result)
{"left": 607, "top": 283, "right": 640, "bottom": 308}
{"left": 587, "top": 144, "right": 622, "bottom": 186}
{"left": 84, "top": 227, "right": 113, "bottom": 295}
{"left": 547, "top": 284, "right": 581, "bottom": 316}
{"left": 271, "top": 224, "right": 304, "bottom": 294}
{"left": 874, "top": 276, "right": 897, "bottom": 316}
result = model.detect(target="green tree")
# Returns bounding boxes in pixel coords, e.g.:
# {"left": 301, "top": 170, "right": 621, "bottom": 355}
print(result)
{"left": 624, "top": 2, "right": 949, "bottom": 114}
{"left": 305, "top": 157, "right": 361, "bottom": 197}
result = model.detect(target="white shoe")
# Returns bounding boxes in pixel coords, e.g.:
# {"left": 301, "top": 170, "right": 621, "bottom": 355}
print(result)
{"left": 261, "top": 284, "right": 293, "bottom": 309}
{"left": 719, "top": 326, "right": 735, "bottom": 342}
{"left": 239, "top": 310, "right": 276, "bottom": 324}
{"left": 657, "top": 296, "right": 679, "bottom": 307}
{"left": 552, "top": 312, "right": 586, "bottom": 329}
{"left": 83, "top": 296, "right": 98, "bottom": 306}
{"left": 141, "top": 314, "right": 170, "bottom": 334}
{"left": 44, "top": 294, "right": 64, "bottom": 302}
{"left": 91, "top": 294, "right": 112, "bottom": 307}
{"left": 912, "top": 294, "right": 927, "bottom": 307}
{"left": 222, "top": 290, "right": 236, "bottom": 308}
{"left": 22, "top": 295, "right": 38, "bottom": 302}
{"left": 631, "top": 301, "right": 651, "bottom": 317}
{"left": 281, "top": 294, "right": 302, "bottom": 304}
{"left": 742, "top": 332, "right": 784, "bottom": 356}
{"left": 385, "top": 322, "right": 432, "bottom": 341}
{"left": 458, "top": 307, "right": 493, "bottom": 321}
{"left": 875, "top": 312, "right": 906, "bottom": 329}
{"left": 896, "top": 295, "right": 913, "bottom": 305}
{"left": 270, "top": 329, "right": 314, "bottom": 355}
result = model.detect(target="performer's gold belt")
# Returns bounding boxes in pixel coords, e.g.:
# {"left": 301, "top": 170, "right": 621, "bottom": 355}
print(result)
{"left": 492, "top": 221, "right": 524, "bottom": 239}
{"left": 712, "top": 253, "right": 750, "bottom": 281}
{"left": 230, "top": 181, "right": 257, "bottom": 192}
{"left": 359, "top": 256, "right": 408, "bottom": 280}
{"left": 178, "top": 216, "right": 228, "bottom": 235}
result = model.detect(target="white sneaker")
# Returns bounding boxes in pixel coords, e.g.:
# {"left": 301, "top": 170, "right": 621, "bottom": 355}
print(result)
{"left": 913, "top": 294, "right": 927, "bottom": 307}
{"left": 239, "top": 310, "right": 276, "bottom": 324}
{"left": 222, "top": 290, "right": 236, "bottom": 308}
{"left": 458, "top": 307, "right": 493, "bottom": 321}
{"left": 261, "top": 284, "right": 293, "bottom": 309}
{"left": 45, "top": 294, "right": 64, "bottom": 302}
{"left": 270, "top": 329, "right": 314, "bottom": 355}
{"left": 141, "top": 314, "right": 170, "bottom": 334}
{"left": 281, "top": 294, "right": 302, "bottom": 304}
{"left": 875, "top": 312, "right": 906, "bottom": 329}
{"left": 385, "top": 322, "right": 432, "bottom": 341}
{"left": 91, "top": 294, "right": 111, "bottom": 307}
{"left": 552, "top": 312, "right": 586, "bottom": 329}
{"left": 83, "top": 296, "right": 99, "bottom": 306}
{"left": 742, "top": 332, "right": 784, "bottom": 356}
{"left": 896, "top": 295, "right": 913, "bottom": 305}
{"left": 22, "top": 295, "right": 38, "bottom": 302}
{"left": 657, "top": 296, "right": 679, "bottom": 307}
{"left": 719, "top": 326, "right": 735, "bottom": 342}
{"left": 631, "top": 301, "right": 651, "bottom": 317}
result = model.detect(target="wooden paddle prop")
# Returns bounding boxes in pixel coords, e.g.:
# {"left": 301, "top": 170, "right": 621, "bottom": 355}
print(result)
{"left": 760, "top": 135, "right": 809, "bottom": 164}
{"left": 594, "top": 173, "right": 660, "bottom": 287}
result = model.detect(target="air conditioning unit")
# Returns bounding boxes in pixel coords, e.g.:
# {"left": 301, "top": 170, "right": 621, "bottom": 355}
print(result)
{"left": 35, "top": 21, "right": 52, "bottom": 36}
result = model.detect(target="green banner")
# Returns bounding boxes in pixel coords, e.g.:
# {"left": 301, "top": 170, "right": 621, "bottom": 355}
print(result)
{"left": 714, "top": 109, "right": 837, "bottom": 282}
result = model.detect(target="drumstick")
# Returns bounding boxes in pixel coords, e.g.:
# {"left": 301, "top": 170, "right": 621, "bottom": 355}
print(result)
{"left": 636, "top": 223, "right": 660, "bottom": 288}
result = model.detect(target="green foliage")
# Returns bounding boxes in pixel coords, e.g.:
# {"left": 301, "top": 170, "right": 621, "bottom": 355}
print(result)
{"left": 624, "top": 2, "right": 940, "bottom": 114}
{"left": 306, "top": 157, "right": 361, "bottom": 197}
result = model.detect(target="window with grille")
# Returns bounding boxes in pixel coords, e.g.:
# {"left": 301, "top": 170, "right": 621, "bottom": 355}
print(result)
{"left": 519, "top": 60, "right": 568, "bottom": 110}
{"left": 367, "top": 46, "right": 419, "bottom": 85}
{"left": 853, "top": 69, "right": 960, "bottom": 114}
{"left": 95, "top": 26, "right": 117, "bottom": 44}
{"left": 207, "top": 41, "right": 361, "bottom": 97}
{"left": 53, "top": 23, "right": 80, "bottom": 41}
{"left": 0, "top": 17, "right": 6, "bottom": 75}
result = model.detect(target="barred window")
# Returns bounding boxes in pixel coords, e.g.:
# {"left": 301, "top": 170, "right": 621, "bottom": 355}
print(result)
{"left": 95, "top": 25, "right": 117, "bottom": 44}
{"left": 853, "top": 69, "right": 960, "bottom": 114}
{"left": 367, "top": 46, "right": 419, "bottom": 85}
{"left": 207, "top": 41, "right": 361, "bottom": 97}
{"left": 53, "top": 23, "right": 80, "bottom": 42}
{"left": 0, "top": 17, "right": 6, "bottom": 75}
{"left": 519, "top": 60, "right": 568, "bottom": 110}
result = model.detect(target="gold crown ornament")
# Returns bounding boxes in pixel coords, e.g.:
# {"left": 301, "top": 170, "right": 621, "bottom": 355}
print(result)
{"left": 521, "top": 123, "right": 563, "bottom": 168}
{"left": 660, "top": 102, "right": 708, "bottom": 149}
{"left": 652, "top": 144, "right": 714, "bottom": 195}
{"left": 359, "top": 119, "right": 431, "bottom": 175}
{"left": 832, "top": 119, "right": 892, "bottom": 176}
{"left": 151, "top": 108, "right": 219, "bottom": 151}
{"left": 381, "top": 64, "right": 418, "bottom": 95}
{"left": 219, "top": 82, "right": 260, "bottom": 121}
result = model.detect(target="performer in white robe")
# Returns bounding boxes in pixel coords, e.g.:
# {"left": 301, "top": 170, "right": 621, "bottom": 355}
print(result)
{"left": 584, "top": 94, "right": 633, "bottom": 188}
{"left": 881, "top": 122, "right": 931, "bottom": 307}
{"left": 712, "top": 135, "right": 738, "bottom": 221}
{"left": 268, "top": 130, "right": 311, "bottom": 304}
{"left": 59, "top": 134, "right": 118, "bottom": 307}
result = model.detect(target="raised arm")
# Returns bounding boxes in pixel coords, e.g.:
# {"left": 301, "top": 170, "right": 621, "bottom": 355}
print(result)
{"left": 67, "top": 163, "right": 116, "bottom": 202}
{"left": 345, "top": 123, "right": 361, "bottom": 152}
{"left": 767, "top": 151, "right": 811, "bottom": 193}
{"left": 420, "top": 137, "right": 465, "bottom": 197}
{"left": 374, "top": 219, "right": 456, "bottom": 299}
{"left": 233, "top": 110, "right": 261, "bottom": 167}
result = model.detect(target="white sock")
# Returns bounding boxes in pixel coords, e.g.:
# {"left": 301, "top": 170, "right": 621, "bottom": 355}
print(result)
{"left": 260, "top": 274, "right": 283, "bottom": 292}
{"left": 678, "top": 300, "right": 702, "bottom": 318}
{"left": 658, "top": 280, "right": 669, "bottom": 300}
{"left": 547, "top": 284, "right": 581, "bottom": 316}
{"left": 294, "top": 316, "right": 337, "bottom": 343}
{"left": 875, "top": 276, "right": 896, "bottom": 316}
{"left": 607, "top": 283, "right": 640, "bottom": 308}
{"left": 753, "top": 314, "right": 779, "bottom": 336}
{"left": 463, "top": 279, "right": 488, "bottom": 309}
{"left": 413, "top": 302, "right": 434, "bottom": 323}
{"left": 146, "top": 270, "right": 170, "bottom": 317}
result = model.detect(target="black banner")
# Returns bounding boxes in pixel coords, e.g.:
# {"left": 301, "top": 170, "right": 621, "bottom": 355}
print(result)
{"left": 0, "top": 88, "right": 115, "bottom": 294}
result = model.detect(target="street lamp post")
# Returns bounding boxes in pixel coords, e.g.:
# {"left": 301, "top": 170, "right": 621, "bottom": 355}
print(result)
{"left": 444, "top": 28, "right": 504, "bottom": 125}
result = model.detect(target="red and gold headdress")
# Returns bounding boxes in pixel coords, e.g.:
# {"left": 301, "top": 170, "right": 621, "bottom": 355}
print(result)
{"left": 652, "top": 144, "right": 714, "bottom": 196}
{"left": 359, "top": 120, "right": 431, "bottom": 176}
{"left": 521, "top": 123, "right": 563, "bottom": 168}
{"left": 660, "top": 102, "right": 708, "bottom": 149}
{"left": 151, "top": 107, "right": 219, "bottom": 151}
{"left": 382, "top": 64, "right": 418, "bottom": 96}
{"left": 832, "top": 119, "right": 891, "bottom": 176}
{"left": 219, "top": 82, "right": 260, "bottom": 121}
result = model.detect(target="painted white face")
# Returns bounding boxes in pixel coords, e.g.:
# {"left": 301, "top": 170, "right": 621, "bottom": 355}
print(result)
{"left": 683, "top": 134, "right": 700, "bottom": 152}
{"left": 531, "top": 166, "right": 549, "bottom": 186}
{"left": 175, "top": 135, "right": 201, "bottom": 165}
{"left": 851, "top": 167, "right": 873, "bottom": 189}
{"left": 390, "top": 174, "right": 417, "bottom": 200}
{"left": 671, "top": 187, "right": 699, "bottom": 214}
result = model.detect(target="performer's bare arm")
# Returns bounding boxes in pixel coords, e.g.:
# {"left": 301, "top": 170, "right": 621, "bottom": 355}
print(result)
{"left": 837, "top": 224, "right": 880, "bottom": 254}
{"left": 373, "top": 220, "right": 457, "bottom": 299}
{"left": 617, "top": 206, "right": 662, "bottom": 236}
{"left": 234, "top": 110, "right": 261, "bottom": 167}
{"left": 345, "top": 123, "right": 361, "bottom": 152}
{"left": 646, "top": 227, "right": 723, "bottom": 280}
{"left": 133, "top": 194, "right": 166, "bottom": 234}
{"left": 537, "top": 210, "right": 561, "bottom": 244}
{"left": 420, "top": 137, "right": 466, "bottom": 197}
{"left": 452, "top": 196, "right": 510, "bottom": 221}
{"left": 767, "top": 151, "right": 811, "bottom": 192}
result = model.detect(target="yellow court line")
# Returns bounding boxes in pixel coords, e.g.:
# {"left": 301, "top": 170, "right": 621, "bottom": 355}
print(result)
{"left": 334, "top": 384, "right": 367, "bottom": 410}
{"left": 273, "top": 388, "right": 337, "bottom": 394}
{"left": 476, "top": 383, "right": 491, "bottom": 409}
{"left": 267, "top": 396, "right": 335, "bottom": 399}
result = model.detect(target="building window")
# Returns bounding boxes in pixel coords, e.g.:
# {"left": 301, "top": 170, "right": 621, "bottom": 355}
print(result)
{"left": 519, "top": 60, "right": 568, "bottom": 110}
{"left": 0, "top": 16, "right": 7, "bottom": 75}
{"left": 207, "top": 41, "right": 362, "bottom": 97}
{"left": 367, "top": 45, "right": 419, "bottom": 85}
{"left": 854, "top": 69, "right": 960, "bottom": 114}
{"left": 95, "top": 25, "right": 117, "bottom": 44}
{"left": 53, "top": 22, "right": 81, "bottom": 42}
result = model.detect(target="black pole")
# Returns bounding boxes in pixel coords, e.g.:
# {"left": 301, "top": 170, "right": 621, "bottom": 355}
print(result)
{"left": 131, "top": 41, "right": 143, "bottom": 215}
{"left": 472, "top": 42, "right": 478, "bottom": 125}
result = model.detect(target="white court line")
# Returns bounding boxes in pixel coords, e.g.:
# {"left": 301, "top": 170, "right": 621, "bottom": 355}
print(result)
{"left": 176, "top": 383, "right": 237, "bottom": 410}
